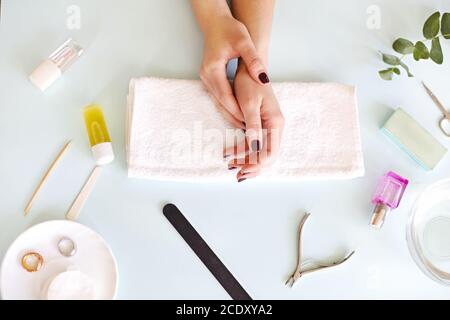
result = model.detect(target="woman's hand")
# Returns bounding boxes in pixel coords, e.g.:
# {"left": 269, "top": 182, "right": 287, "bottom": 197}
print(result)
{"left": 191, "top": 0, "right": 281, "bottom": 182}
{"left": 225, "top": 62, "right": 285, "bottom": 182}
{"left": 199, "top": 15, "right": 270, "bottom": 129}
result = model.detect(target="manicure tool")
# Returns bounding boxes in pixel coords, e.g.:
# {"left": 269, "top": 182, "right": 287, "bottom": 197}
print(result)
{"left": 24, "top": 141, "right": 72, "bottom": 216}
{"left": 422, "top": 81, "right": 450, "bottom": 137}
{"left": 83, "top": 105, "right": 115, "bottom": 166}
{"left": 163, "top": 204, "right": 252, "bottom": 300}
{"left": 381, "top": 108, "right": 447, "bottom": 171}
{"left": 66, "top": 166, "right": 102, "bottom": 221}
{"left": 65, "top": 104, "right": 113, "bottom": 221}
{"left": 285, "top": 213, "right": 355, "bottom": 287}
{"left": 29, "top": 38, "right": 83, "bottom": 91}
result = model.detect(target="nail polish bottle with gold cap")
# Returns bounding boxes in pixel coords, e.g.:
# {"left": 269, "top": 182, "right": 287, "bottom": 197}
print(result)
{"left": 370, "top": 171, "right": 409, "bottom": 229}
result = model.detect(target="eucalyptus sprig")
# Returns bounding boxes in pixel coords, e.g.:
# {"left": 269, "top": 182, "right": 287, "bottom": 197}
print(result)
{"left": 379, "top": 11, "right": 450, "bottom": 80}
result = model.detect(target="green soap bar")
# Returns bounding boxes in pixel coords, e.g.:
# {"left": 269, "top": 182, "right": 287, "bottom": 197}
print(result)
{"left": 381, "top": 108, "right": 447, "bottom": 170}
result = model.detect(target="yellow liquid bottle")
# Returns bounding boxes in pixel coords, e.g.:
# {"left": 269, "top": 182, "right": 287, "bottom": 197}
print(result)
{"left": 83, "top": 105, "right": 114, "bottom": 165}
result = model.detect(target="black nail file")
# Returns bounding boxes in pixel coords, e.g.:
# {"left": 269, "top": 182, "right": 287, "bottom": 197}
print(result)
{"left": 163, "top": 203, "right": 252, "bottom": 300}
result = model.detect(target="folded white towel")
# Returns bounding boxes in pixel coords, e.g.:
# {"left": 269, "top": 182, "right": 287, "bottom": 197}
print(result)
{"left": 126, "top": 78, "right": 364, "bottom": 182}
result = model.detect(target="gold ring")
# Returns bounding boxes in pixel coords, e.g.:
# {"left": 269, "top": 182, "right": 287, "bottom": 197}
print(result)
{"left": 21, "top": 252, "right": 44, "bottom": 272}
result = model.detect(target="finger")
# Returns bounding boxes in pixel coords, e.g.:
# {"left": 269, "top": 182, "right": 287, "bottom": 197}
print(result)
{"left": 258, "top": 126, "right": 283, "bottom": 166}
{"left": 228, "top": 152, "right": 260, "bottom": 168}
{"left": 236, "top": 169, "right": 262, "bottom": 182}
{"left": 216, "top": 104, "right": 246, "bottom": 130}
{"left": 238, "top": 164, "right": 261, "bottom": 176}
{"left": 238, "top": 41, "right": 270, "bottom": 85}
{"left": 202, "top": 81, "right": 245, "bottom": 129}
{"left": 222, "top": 111, "right": 246, "bottom": 130}
{"left": 259, "top": 109, "right": 285, "bottom": 166}
{"left": 201, "top": 68, "right": 245, "bottom": 121}
{"left": 241, "top": 99, "right": 263, "bottom": 153}
{"left": 223, "top": 138, "right": 249, "bottom": 159}
{"left": 227, "top": 157, "right": 247, "bottom": 169}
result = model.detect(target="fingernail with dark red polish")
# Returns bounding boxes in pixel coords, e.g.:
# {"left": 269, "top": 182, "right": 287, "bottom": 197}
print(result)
{"left": 258, "top": 72, "right": 270, "bottom": 84}
{"left": 251, "top": 140, "right": 261, "bottom": 152}
{"left": 238, "top": 178, "right": 247, "bottom": 183}
{"left": 228, "top": 166, "right": 237, "bottom": 170}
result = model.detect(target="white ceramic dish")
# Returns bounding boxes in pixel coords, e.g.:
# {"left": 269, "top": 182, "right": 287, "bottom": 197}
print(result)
{"left": 0, "top": 220, "right": 118, "bottom": 300}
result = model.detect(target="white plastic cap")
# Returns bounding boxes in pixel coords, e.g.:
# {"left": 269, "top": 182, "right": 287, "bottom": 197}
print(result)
{"left": 91, "top": 142, "right": 115, "bottom": 166}
{"left": 29, "top": 59, "right": 62, "bottom": 91}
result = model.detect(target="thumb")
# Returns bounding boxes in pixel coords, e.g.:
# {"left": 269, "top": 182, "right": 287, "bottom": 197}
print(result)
{"left": 239, "top": 42, "right": 270, "bottom": 85}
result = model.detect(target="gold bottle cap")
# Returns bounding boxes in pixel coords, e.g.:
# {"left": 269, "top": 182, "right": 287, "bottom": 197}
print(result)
{"left": 370, "top": 204, "right": 390, "bottom": 229}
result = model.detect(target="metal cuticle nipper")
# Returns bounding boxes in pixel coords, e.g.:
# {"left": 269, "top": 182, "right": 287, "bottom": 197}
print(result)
{"left": 285, "top": 213, "right": 355, "bottom": 287}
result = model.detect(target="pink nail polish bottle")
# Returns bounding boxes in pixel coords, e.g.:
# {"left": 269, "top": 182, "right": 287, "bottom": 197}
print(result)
{"left": 370, "top": 171, "right": 409, "bottom": 229}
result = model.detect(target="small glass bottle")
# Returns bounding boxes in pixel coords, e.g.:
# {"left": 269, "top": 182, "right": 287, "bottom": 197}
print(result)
{"left": 29, "top": 38, "right": 83, "bottom": 91}
{"left": 370, "top": 171, "right": 409, "bottom": 229}
{"left": 83, "top": 105, "right": 115, "bottom": 166}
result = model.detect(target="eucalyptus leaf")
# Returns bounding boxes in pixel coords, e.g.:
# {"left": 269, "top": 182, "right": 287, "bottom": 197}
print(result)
{"left": 379, "top": 69, "right": 394, "bottom": 80}
{"left": 431, "top": 37, "right": 444, "bottom": 64}
{"left": 442, "top": 13, "right": 450, "bottom": 39}
{"left": 378, "top": 11, "right": 447, "bottom": 80}
{"left": 413, "top": 41, "right": 430, "bottom": 61}
{"left": 400, "top": 62, "right": 414, "bottom": 77}
{"left": 423, "top": 11, "right": 441, "bottom": 39}
{"left": 381, "top": 52, "right": 401, "bottom": 65}
{"left": 393, "top": 38, "right": 415, "bottom": 54}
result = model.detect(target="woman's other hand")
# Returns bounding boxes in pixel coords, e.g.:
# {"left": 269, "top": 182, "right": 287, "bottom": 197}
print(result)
{"left": 225, "top": 62, "right": 284, "bottom": 182}
{"left": 191, "top": 0, "right": 270, "bottom": 129}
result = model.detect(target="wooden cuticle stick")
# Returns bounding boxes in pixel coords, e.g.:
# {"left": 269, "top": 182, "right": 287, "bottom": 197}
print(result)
{"left": 65, "top": 166, "right": 102, "bottom": 221}
{"left": 24, "top": 140, "right": 72, "bottom": 216}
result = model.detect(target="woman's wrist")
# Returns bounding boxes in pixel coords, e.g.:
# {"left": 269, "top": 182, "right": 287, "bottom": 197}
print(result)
{"left": 231, "top": 0, "right": 274, "bottom": 67}
{"left": 191, "top": 0, "right": 234, "bottom": 34}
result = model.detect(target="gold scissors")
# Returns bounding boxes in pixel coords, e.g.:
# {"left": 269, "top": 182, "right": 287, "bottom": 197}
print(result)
{"left": 422, "top": 81, "right": 450, "bottom": 137}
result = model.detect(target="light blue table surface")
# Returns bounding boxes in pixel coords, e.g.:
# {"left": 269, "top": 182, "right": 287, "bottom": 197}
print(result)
{"left": 1, "top": 0, "right": 450, "bottom": 299}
